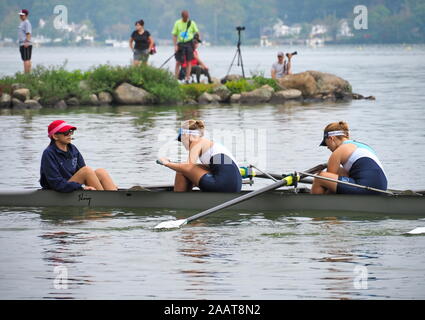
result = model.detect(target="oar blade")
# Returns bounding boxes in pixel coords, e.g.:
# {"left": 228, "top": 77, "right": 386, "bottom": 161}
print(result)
{"left": 154, "top": 219, "right": 188, "bottom": 230}
{"left": 406, "top": 227, "right": 425, "bottom": 235}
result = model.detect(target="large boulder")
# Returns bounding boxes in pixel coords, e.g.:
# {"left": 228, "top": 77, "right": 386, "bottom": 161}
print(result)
{"left": 98, "top": 91, "right": 113, "bottom": 105}
{"left": 24, "top": 99, "right": 42, "bottom": 110}
{"left": 271, "top": 89, "right": 303, "bottom": 103}
{"left": 230, "top": 94, "right": 241, "bottom": 104}
{"left": 240, "top": 85, "right": 274, "bottom": 104}
{"left": 220, "top": 74, "right": 242, "bottom": 84}
{"left": 210, "top": 85, "right": 231, "bottom": 102}
{"left": 277, "top": 72, "right": 317, "bottom": 97}
{"left": 277, "top": 71, "right": 352, "bottom": 99}
{"left": 88, "top": 94, "right": 99, "bottom": 106}
{"left": 0, "top": 93, "right": 12, "bottom": 108}
{"left": 66, "top": 97, "right": 80, "bottom": 106}
{"left": 13, "top": 88, "right": 30, "bottom": 102}
{"left": 197, "top": 92, "right": 221, "bottom": 104}
{"left": 307, "top": 70, "right": 352, "bottom": 94}
{"left": 54, "top": 100, "right": 67, "bottom": 109}
{"left": 113, "top": 83, "right": 152, "bottom": 105}
{"left": 12, "top": 98, "right": 26, "bottom": 109}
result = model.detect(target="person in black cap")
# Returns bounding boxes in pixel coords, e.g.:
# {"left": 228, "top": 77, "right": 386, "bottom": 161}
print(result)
{"left": 18, "top": 9, "right": 32, "bottom": 73}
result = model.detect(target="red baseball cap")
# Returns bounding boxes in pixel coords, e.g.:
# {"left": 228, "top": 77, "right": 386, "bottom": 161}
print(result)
{"left": 48, "top": 120, "right": 77, "bottom": 137}
{"left": 19, "top": 9, "right": 29, "bottom": 16}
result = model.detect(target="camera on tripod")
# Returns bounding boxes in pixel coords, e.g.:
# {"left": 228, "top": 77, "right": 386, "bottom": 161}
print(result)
{"left": 236, "top": 26, "right": 245, "bottom": 31}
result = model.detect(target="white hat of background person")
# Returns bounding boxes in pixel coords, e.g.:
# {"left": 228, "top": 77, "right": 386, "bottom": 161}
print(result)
{"left": 277, "top": 51, "right": 284, "bottom": 57}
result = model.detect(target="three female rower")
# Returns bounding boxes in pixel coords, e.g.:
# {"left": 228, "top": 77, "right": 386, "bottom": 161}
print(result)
{"left": 159, "top": 120, "right": 242, "bottom": 192}
{"left": 311, "top": 121, "right": 388, "bottom": 194}
{"left": 40, "top": 120, "right": 118, "bottom": 192}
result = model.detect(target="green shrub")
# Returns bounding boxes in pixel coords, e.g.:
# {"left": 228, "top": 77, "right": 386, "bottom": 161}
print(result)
{"left": 180, "top": 83, "right": 215, "bottom": 100}
{"left": 133, "top": 65, "right": 182, "bottom": 103}
{"left": 224, "top": 79, "right": 256, "bottom": 94}
{"left": 251, "top": 76, "right": 280, "bottom": 91}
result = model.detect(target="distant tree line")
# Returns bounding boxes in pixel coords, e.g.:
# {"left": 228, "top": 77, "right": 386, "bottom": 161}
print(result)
{"left": 1, "top": 0, "right": 424, "bottom": 44}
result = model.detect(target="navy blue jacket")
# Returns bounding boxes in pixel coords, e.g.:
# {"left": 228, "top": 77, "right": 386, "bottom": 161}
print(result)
{"left": 40, "top": 141, "right": 86, "bottom": 192}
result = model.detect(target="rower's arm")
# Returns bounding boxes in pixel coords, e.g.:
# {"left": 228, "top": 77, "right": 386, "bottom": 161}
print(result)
{"left": 327, "top": 149, "right": 343, "bottom": 174}
{"left": 188, "top": 144, "right": 203, "bottom": 164}
{"left": 271, "top": 68, "right": 276, "bottom": 79}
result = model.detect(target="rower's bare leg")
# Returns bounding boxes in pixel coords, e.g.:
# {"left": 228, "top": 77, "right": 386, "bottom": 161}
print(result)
{"left": 311, "top": 171, "right": 339, "bottom": 194}
{"left": 95, "top": 168, "right": 118, "bottom": 191}
{"left": 172, "top": 163, "right": 210, "bottom": 188}
{"left": 69, "top": 166, "right": 104, "bottom": 190}
{"left": 174, "top": 172, "right": 193, "bottom": 192}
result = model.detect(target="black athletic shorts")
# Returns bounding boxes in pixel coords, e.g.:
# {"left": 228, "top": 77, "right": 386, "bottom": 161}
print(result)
{"left": 175, "top": 41, "right": 194, "bottom": 63}
{"left": 20, "top": 45, "right": 32, "bottom": 61}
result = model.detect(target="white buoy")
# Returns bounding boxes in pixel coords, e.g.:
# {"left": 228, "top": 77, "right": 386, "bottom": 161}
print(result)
{"left": 406, "top": 227, "right": 425, "bottom": 235}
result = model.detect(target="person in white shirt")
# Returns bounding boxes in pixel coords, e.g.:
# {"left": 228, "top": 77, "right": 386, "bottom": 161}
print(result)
{"left": 271, "top": 51, "right": 293, "bottom": 79}
{"left": 18, "top": 9, "right": 32, "bottom": 73}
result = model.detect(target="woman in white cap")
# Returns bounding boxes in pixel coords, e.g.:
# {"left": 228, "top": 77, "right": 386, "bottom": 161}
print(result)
{"left": 311, "top": 121, "right": 388, "bottom": 194}
{"left": 158, "top": 119, "right": 242, "bottom": 192}
{"left": 40, "top": 120, "right": 118, "bottom": 192}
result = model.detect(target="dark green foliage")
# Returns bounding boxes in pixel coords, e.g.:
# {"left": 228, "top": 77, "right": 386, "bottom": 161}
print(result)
{"left": 180, "top": 83, "right": 215, "bottom": 100}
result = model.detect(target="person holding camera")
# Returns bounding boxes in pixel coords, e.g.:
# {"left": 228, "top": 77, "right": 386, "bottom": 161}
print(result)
{"left": 271, "top": 51, "right": 295, "bottom": 79}
{"left": 129, "top": 19, "right": 154, "bottom": 66}
{"left": 172, "top": 10, "right": 200, "bottom": 83}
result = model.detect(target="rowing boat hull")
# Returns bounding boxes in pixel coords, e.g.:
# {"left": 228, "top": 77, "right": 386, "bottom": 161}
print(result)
{"left": 0, "top": 189, "right": 424, "bottom": 217}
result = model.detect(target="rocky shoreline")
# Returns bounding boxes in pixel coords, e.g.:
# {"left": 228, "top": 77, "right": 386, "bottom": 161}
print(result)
{"left": 0, "top": 70, "right": 374, "bottom": 110}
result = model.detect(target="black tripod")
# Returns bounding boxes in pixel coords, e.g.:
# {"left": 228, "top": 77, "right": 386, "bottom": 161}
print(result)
{"left": 226, "top": 27, "right": 245, "bottom": 78}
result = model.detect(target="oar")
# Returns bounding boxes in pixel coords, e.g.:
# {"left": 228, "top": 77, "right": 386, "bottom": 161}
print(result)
{"left": 298, "top": 171, "right": 395, "bottom": 195}
{"left": 159, "top": 53, "right": 176, "bottom": 69}
{"left": 154, "top": 163, "right": 327, "bottom": 230}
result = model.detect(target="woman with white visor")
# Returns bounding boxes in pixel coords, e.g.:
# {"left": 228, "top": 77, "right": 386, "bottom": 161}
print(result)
{"left": 158, "top": 119, "right": 242, "bottom": 192}
{"left": 312, "top": 121, "right": 388, "bottom": 195}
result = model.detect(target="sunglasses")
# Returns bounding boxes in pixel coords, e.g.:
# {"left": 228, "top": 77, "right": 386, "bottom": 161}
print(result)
{"left": 57, "top": 129, "right": 75, "bottom": 136}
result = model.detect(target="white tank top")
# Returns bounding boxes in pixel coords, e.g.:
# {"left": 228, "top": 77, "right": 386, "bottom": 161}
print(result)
{"left": 342, "top": 140, "right": 386, "bottom": 174}
{"left": 199, "top": 142, "right": 238, "bottom": 167}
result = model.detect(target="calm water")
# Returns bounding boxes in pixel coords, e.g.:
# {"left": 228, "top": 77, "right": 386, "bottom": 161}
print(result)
{"left": 0, "top": 45, "right": 425, "bottom": 299}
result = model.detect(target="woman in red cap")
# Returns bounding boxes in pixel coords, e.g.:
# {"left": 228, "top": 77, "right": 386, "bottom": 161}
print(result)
{"left": 40, "top": 120, "right": 118, "bottom": 192}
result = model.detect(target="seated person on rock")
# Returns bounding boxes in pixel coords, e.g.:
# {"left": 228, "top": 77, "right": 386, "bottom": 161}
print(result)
{"left": 178, "top": 40, "right": 212, "bottom": 84}
{"left": 271, "top": 51, "right": 293, "bottom": 79}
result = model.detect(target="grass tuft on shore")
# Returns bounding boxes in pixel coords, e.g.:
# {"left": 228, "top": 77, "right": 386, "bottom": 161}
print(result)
{"left": 0, "top": 63, "right": 281, "bottom": 105}
{"left": 0, "top": 63, "right": 183, "bottom": 105}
